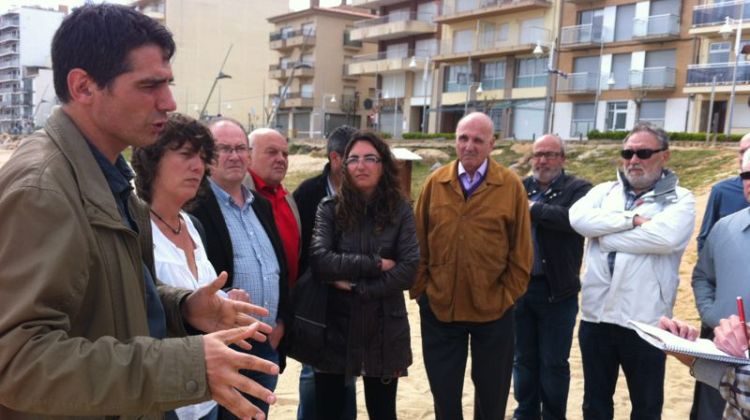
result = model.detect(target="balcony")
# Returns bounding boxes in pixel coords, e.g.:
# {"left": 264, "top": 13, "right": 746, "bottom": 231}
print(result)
{"left": 350, "top": 11, "right": 437, "bottom": 42}
{"left": 0, "top": 58, "right": 19, "bottom": 70}
{"left": 269, "top": 29, "right": 316, "bottom": 51}
{"left": 274, "top": 92, "right": 314, "bottom": 109}
{"left": 561, "top": 23, "right": 604, "bottom": 48}
{"left": 633, "top": 14, "right": 680, "bottom": 41}
{"left": 686, "top": 62, "right": 750, "bottom": 87}
{"left": 436, "top": 0, "right": 551, "bottom": 23}
{"left": 0, "top": 46, "right": 17, "bottom": 57}
{"left": 435, "top": 26, "right": 549, "bottom": 61}
{"left": 557, "top": 72, "right": 599, "bottom": 94}
{"left": 629, "top": 67, "right": 676, "bottom": 90}
{"left": 347, "top": 50, "right": 430, "bottom": 75}
{"left": 692, "top": 0, "right": 750, "bottom": 29}
{"left": 0, "top": 16, "right": 19, "bottom": 29}
{"left": 350, "top": 0, "right": 414, "bottom": 6}
{"left": 343, "top": 31, "right": 363, "bottom": 50}
{"left": 269, "top": 62, "right": 315, "bottom": 80}
{"left": 342, "top": 64, "right": 360, "bottom": 80}
{"left": 565, "top": 0, "right": 602, "bottom": 4}
{"left": 0, "top": 32, "right": 19, "bottom": 44}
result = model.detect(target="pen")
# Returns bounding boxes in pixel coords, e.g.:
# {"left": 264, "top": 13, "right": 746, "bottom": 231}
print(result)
{"left": 737, "top": 296, "right": 749, "bottom": 358}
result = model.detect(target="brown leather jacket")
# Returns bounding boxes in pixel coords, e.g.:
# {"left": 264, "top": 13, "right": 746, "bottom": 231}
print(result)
{"left": 411, "top": 159, "right": 532, "bottom": 323}
{"left": 0, "top": 109, "right": 206, "bottom": 419}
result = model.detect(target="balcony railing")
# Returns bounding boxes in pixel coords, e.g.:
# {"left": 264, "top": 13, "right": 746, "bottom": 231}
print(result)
{"left": 633, "top": 14, "right": 680, "bottom": 38}
{"left": 629, "top": 67, "right": 676, "bottom": 89}
{"left": 343, "top": 31, "right": 362, "bottom": 48}
{"left": 441, "top": 0, "right": 550, "bottom": 17}
{"left": 351, "top": 49, "right": 433, "bottom": 63}
{"left": 687, "top": 61, "right": 750, "bottom": 85}
{"left": 0, "top": 32, "right": 19, "bottom": 43}
{"left": 439, "top": 26, "right": 550, "bottom": 55}
{"left": 0, "top": 17, "right": 19, "bottom": 28}
{"left": 0, "top": 58, "right": 19, "bottom": 69}
{"left": 693, "top": 0, "right": 750, "bottom": 27}
{"left": 557, "top": 72, "right": 599, "bottom": 93}
{"left": 561, "top": 23, "right": 604, "bottom": 46}
{"left": 269, "top": 28, "right": 316, "bottom": 42}
{"left": 354, "top": 11, "right": 435, "bottom": 28}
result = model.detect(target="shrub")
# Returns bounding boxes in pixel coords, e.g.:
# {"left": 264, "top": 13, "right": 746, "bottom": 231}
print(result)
{"left": 586, "top": 130, "right": 742, "bottom": 142}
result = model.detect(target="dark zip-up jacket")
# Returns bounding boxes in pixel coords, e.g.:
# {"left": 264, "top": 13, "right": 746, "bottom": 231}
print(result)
{"left": 524, "top": 171, "right": 592, "bottom": 302}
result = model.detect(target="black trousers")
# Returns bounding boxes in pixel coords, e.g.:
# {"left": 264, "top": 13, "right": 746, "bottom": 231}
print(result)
{"left": 690, "top": 325, "right": 727, "bottom": 420}
{"left": 419, "top": 295, "right": 515, "bottom": 420}
{"left": 315, "top": 373, "right": 398, "bottom": 420}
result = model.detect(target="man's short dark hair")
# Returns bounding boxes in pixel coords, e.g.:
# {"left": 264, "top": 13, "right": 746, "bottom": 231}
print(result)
{"left": 326, "top": 125, "right": 357, "bottom": 157}
{"left": 52, "top": 4, "right": 175, "bottom": 103}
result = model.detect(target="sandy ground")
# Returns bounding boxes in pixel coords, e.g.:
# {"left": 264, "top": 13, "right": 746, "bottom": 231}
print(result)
{"left": 0, "top": 149, "right": 706, "bottom": 419}
{"left": 269, "top": 156, "right": 708, "bottom": 419}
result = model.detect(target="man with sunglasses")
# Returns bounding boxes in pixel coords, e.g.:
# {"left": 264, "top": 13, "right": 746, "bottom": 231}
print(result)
{"left": 513, "top": 134, "right": 592, "bottom": 420}
{"left": 691, "top": 145, "right": 750, "bottom": 419}
{"left": 570, "top": 122, "right": 696, "bottom": 420}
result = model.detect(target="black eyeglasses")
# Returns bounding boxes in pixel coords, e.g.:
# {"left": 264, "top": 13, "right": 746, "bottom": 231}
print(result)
{"left": 620, "top": 148, "right": 665, "bottom": 160}
{"left": 741, "top": 171, "right": 750, "bottom": 180}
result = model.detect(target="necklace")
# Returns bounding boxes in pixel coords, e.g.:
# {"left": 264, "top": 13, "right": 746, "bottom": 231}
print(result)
{"left": 150, "top": 208, "right": 182, "bottom": 235}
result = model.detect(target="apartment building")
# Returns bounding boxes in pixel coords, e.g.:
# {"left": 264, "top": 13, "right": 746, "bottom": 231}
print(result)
{"left": 134, "top": 0, "right": 290, "bottom": 130}
{"left": 553, "top": 0, "right": 695, "bottom": 139}
{"left": 685, "top": 0, "right": 750, "bottom": 135}
{"left": 429, "top": 0, "right": 562, "bottom": 139}
{"left": 0, "top": 6, "right": 63, "bottom": 134}
{"left": 346, "top": 0, "right": 440, "bottom": 137}
{"left": 267, "top": 3, "right": 377, "bottom": 137}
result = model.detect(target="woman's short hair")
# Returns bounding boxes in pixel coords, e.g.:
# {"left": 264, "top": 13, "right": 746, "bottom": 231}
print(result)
{"left": 132, "top": 113, "right": 214, "bottom": 204}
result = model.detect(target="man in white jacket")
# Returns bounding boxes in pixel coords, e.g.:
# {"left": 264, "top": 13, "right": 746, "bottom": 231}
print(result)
{"left": 570, "top": 122, "right": 695, "bottom": 420}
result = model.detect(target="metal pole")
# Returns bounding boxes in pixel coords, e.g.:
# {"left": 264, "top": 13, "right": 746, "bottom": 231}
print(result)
{"left": 464, "top": 56, "right": 472, "bottom": 116}
{"left": 708, "top": 75, "right": 717, "bottom": 143}
{"left": 543, "top": 45, "right": 555, "bottom": 134}
{"left": 592, "top": 36, "right": 605, "bottom": 134}
{"left": 199, "top": 44, "right": 233, "bottom": 120}
{"left": 393, "top": 98, "right": 398, "bottom": 137}
{"left": 422, "top": 57, "right": 430, "bottom": 133}
{"left": 321, "top": 95, "right": 326, "bottom": 137}
{"left": 726, "top": 3, "right": 745, "bottom": 136}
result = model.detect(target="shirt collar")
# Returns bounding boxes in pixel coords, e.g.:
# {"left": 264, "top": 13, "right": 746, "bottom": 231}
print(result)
{"left": 209, "top": 178, "right": 253, "bottom": 207}
{"left": 86, "top": 141, "right": 133, "bottom": 199}
{"left": 250, "top": 170, "right": 285, "bottom": 197}
{"left": 458, "top": 158, "right": 489, "bottom": 181}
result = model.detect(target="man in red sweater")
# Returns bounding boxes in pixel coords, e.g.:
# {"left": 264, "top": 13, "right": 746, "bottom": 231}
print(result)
{"left": 246, "top": 128, "right": 301, "bottom": 288}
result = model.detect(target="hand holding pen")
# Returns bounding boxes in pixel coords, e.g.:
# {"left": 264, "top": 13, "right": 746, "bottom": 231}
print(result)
{"left": 712, "top": 298, "right": 750, "bottom": 358}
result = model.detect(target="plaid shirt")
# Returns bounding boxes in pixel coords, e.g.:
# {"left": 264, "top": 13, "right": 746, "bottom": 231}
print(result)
{"left": 721, "top": 365, "right": 750, "bottom": 419}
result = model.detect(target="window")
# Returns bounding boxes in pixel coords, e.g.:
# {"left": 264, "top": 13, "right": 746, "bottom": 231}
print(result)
{"left": 489, "top": 108, "right": 503, "bottom": 132}
{"left": 452, "top": 29, "right": 473, "bottom": 53}
{"left": 382, "top": 73, "right": 406, "bottom": 98}
{"left": 639, "top": 100, "right": 666, "bottom": 127}
{"left": 301, "top": 23, "right": 315, "bottom": 36}
{"left": 571, "top": 103, "right": 595, "bottom": 137}
{"left": 606, "top": 101, "right": 628, "bottom": 131}
{"left": 614, "top": 4, "right": 635, "bottom": 41}
{"left": 513, "top": 100, "right": 545, "bottom": 140}
{"left": 417, "top": 1, "right": 437, "bottom": 22}
{"left": 301, "top": 83, "right": 314, "bottom": 98}
{"left": 301, "top": 53, "right": 314, "bottom": 66}
{"left": 386, "top": 43, "right": 408, "bottom": 59}
{"left": 444, "top": 64, "right": 470, "bottom": 92}
{"left": 415, "top": 39, "right": 438, "bottom": 57}
{"left": 481, "top": 60, "right": 506, "bottom": 90}
{"left": 709, "top": 42, "right": 731, "bottom": 64}
{"left": 478, "top": 22, "right": 510, "bottom": 49}
{"left": 611, "top": 53, "right": 631, "bottom": 89}
{"left": 515, "top": 57, "right": 548, "bottom": 88}
{"left": 520, "top": 18, "right": 546, "bottom": 45}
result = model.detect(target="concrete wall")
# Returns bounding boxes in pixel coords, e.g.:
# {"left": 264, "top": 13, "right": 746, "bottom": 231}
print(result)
{"left": 18, "top": 8, "right": 62, "bottom": 68}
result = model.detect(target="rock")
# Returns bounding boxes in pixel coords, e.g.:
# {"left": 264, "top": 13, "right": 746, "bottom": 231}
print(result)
{"left": 414, "top": 148, "right": 450, "bottom": 164}
{"left": 510, "top": 143, "right": 532, "bottom": 155}
{"left": 576, "top": 149, "right": 606, "bottom": 161}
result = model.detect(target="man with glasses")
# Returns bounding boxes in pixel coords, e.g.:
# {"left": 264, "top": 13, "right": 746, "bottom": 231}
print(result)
{"left": 570, "top": 122, "right": 695, "bottom": 420}
{"left": 412, "top": 112, "right": 532, "bottom": 419}
{"left": 191, "top": 118, "right": 290, "bottom": 419}
{"left": 691, "top": 142, "right": 750, "bottom": 419}
{"left": 513, "top": 134, "right": 591, "bottom": 420}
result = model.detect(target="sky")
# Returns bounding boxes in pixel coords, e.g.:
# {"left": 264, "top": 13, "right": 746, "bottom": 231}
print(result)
{"left": 0, "top": 0, "right": 343, "bottom": 12}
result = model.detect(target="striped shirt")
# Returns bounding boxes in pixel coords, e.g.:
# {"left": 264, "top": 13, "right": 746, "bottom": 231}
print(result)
{"left": 209, "top": 179, "right": 280, "bottom": 327}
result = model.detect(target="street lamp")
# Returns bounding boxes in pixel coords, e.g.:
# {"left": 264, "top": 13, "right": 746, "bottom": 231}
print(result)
{"left": 463, "top": 79, "right": 483, "bottom": 116}
{"left": 321, "top": 93, "right": 336, "bottom": 137}
{"left": 199, "top": 71, "right": 231, "bottom": 120}
{"left": 534, "top": 40, "right": 568, "bottom": 134}
{"left": 720, "top": 11, "right": 746, "bottom": 136}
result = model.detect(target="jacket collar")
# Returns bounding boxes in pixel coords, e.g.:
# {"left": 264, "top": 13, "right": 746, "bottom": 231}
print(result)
{"left": 525, "top": 170, "right": 566, "bottom": 197}
{"left": 43, "top": 107, "right": 125, "bottom": 224}
{"left": 616, "top": 168, "right": 679, "bottom": 204}
{"left": 438, "top": 159, "right": 506, "bottom": 186}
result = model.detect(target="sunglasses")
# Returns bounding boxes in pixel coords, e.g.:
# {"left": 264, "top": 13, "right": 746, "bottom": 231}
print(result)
{"left": 620, "top": 148, "right": 665, "bottom": 160}
{"left": 741, "top": 171, "right": 750, "bottom": 180}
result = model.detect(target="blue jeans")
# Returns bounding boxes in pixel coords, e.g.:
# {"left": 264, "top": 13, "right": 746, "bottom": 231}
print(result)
{"left": 297, "top": 364, "right": 357, "bottom": 420}
{"left": 219, "top": 340, "right": 279, "bottom": 419}
{"left": 513, "top": 278, "right": 578, "bottom": 420}
{"left": 579, "top": 321, "right": 665, "bottom": 420}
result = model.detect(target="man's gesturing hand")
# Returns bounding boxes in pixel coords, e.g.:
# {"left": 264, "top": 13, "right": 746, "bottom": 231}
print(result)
{"left": 204, "top": 323, "right": 280, "bottom": 420}
{"left": 183, "top": 272, "right": 272, "bottom": 341}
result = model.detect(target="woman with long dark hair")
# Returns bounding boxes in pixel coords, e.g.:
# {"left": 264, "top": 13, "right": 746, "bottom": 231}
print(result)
{"left": 309, "top": 131, "right": 419, "bottom": 419}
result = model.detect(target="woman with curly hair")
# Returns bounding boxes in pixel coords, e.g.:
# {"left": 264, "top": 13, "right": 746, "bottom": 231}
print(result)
{"left": 132, "top": 113, "right": 245, "bottom": 420}
{"left": 309, "top": 131, "right": 419, "bottom": 419}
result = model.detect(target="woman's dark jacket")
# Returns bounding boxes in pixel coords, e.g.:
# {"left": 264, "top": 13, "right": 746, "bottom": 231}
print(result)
{"left": 309, "top": 196, "right": 419, "bottom": 378}
{"left": 523, "top": 171, "right": 592, "bottom": 302}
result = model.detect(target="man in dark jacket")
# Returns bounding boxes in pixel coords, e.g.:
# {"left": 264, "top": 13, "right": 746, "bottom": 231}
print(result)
{"left": 191, "top": 118, "right": 289, "bottom": 419}
{"left": 292, "top": 125, "right": 358, "bottom": 420}
{"left": 513, "top": 134, "right": 592, "bottom": 420}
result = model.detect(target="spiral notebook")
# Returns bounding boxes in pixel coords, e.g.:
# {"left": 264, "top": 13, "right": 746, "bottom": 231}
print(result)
{"left": 629, "top": 320, "right": 750, "bottom": 365}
